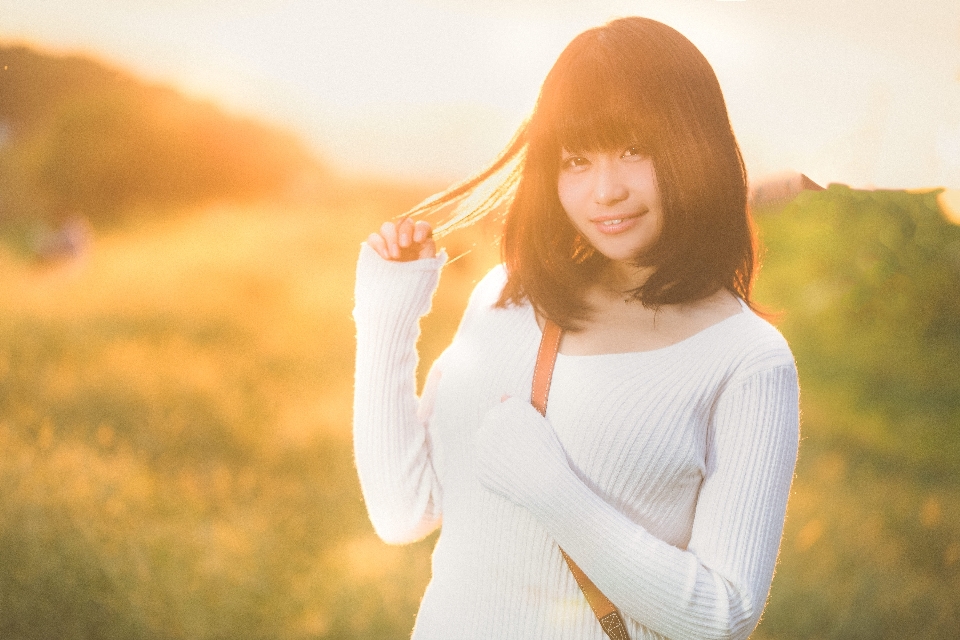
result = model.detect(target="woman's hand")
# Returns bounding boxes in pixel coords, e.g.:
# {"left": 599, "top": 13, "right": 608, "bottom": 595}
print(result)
{"left": 367, "top": 218, "right": 436, "bottom": 261}
{"left": 476, "top": 397, "right": 571, "bottom": 509}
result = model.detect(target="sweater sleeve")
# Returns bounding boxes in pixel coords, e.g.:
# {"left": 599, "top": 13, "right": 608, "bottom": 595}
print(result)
{"left": 352, "top": 243, "right": 448, "bottom": 544}
{"left": 476, "top": 363, "right": 799, "bottom": 640}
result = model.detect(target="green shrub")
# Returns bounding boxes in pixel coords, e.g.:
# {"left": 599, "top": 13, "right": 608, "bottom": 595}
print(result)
{"left": 753, "top": 185, "right": 960, "bottom": 639}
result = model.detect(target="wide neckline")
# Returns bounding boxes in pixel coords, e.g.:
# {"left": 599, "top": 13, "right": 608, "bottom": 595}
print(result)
{"left": 530, "top": 299, "right": 750, "bottom": 359}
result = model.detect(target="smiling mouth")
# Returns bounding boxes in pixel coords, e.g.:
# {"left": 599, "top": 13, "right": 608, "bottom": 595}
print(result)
{"left": 593, "top": 210, "right": 645, "bottom": 225}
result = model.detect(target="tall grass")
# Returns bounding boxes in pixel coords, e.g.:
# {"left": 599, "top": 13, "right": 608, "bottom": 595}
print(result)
{"left": 0, "top": 188, "right": 454, "bottom": 638}
{"left": 0, "top": 184, "right": 956, "bottom": 638}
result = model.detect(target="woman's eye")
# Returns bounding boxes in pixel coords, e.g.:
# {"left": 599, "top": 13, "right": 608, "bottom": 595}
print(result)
{"left": 561, "top": 155, "right": 589, "bottom": 170}
{"left": 622, "top": 145, "right": 644, "bottom": 159}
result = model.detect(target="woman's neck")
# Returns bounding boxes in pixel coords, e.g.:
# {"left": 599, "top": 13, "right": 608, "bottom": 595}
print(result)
{"left": 597, "top": 259, "right": 654, "bottom": 299}
{"left": 558, "top": 263, "right": 742, "bottom": 356}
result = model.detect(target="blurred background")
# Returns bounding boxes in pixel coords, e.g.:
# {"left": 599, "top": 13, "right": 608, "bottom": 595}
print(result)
{"left": 0, "top": 1, "right": 958, "bottom": 638}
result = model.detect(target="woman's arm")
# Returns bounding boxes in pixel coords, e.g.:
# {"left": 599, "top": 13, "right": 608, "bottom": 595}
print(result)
{"left": 353, "top": 240, "right": 447, "bottom": 544}
{"left": 476, "top": 364, "right": 799, "bottom": 640}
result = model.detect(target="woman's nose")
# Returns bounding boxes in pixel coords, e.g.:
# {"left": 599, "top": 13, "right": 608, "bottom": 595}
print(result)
{"left": 593, "top": 163, "right": 629, "bottom": 205}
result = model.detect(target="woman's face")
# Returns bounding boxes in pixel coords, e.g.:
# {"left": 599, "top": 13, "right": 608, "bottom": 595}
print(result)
{"left": 557, "top": 145, "right": 663, "bottom": 265}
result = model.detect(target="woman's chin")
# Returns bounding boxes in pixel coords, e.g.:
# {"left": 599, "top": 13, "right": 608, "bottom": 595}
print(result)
{"left": 593, "top": 243, "right": 653, "bottom": 265}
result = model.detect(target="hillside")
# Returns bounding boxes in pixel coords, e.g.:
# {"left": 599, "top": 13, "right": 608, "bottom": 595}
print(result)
{"left": 0, "top": 45, "right": 322, "bottom": 231}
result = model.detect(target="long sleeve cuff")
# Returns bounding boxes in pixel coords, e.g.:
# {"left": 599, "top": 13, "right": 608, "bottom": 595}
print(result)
{"left": 353, "top": 242, "right": 447, "bottom": 326}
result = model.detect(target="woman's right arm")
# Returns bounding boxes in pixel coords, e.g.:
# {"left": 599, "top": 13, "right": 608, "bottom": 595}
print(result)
{"left": 353, "top": 220, "right": 446, "bottom": 544}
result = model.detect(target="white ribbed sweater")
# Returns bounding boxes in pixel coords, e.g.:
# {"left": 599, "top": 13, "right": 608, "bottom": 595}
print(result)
{"left": 352, "top": 244, "right": 799, "bottom": 640}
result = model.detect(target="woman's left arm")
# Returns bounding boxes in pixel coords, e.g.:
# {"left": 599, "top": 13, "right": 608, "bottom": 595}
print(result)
{"left": 477, "top": 364, "right": 799, "bottom": 640}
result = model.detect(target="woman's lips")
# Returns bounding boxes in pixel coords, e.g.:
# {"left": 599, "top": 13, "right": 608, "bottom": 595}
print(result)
{"left": 591, "top": 211, "right": 644, "bottom": 235}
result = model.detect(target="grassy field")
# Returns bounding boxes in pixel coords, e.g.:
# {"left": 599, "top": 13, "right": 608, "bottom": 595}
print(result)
{"left": 0, "top": 183, "right": 957, "bottom": 638}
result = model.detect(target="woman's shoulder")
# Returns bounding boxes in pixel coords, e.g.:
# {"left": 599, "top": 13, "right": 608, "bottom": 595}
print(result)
{"left": 453, "top": 264, "right": 531, "bottom": 339}
{"left": 460, "top": 264, "right": 516, "bottom": 326}
{"left": 465, "top": 263, "right": 509, "bottom": 308}
{"left": 720, "top": 305, "right": 796, "bottom": 378}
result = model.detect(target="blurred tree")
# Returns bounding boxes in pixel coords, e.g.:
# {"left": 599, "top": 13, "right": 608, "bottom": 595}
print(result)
{"left": 756, "top": 185, "right": 960, "bottom": 471}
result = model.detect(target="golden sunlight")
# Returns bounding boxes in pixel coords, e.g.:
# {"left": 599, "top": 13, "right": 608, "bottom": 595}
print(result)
{"left": 938, "top": 188, "right": 960, "bottom": 224}
{"left": 3, "top": 1, "right": 956, "bottom": 188}
{"left": 2, "top": 4, "right": 960, "bottom": 639}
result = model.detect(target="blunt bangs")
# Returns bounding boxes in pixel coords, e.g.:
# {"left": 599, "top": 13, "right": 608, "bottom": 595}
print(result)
{"left": 531, "top": 33, "right": 658, "bottom": 158}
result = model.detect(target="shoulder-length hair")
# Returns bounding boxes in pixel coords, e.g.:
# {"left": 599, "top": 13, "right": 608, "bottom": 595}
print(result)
{"left": 406, "top": 17, "right": 756, "bottom": 330}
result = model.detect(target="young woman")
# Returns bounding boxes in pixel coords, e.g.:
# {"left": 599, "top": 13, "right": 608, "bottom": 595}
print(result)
{"left": 353, "top": 17, "right": 799, "bottom": 640}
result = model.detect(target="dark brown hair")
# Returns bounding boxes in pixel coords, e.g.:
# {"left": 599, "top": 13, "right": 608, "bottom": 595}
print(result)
{"left": 406, "top": 17, "right": 755, "bottom": 330}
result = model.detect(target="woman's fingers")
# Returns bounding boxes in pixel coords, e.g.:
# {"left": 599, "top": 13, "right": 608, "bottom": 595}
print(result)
{"left": 415, "top": 237, "right": 437, "bottom": 260}
{"left": 379, "top": 221, "right": 401, "bottom": 259}
{"left": 413, "top": 221, "right": 436, "bottom": 260}
{"left": 370, "top": 219, "right": 437, "bottom": 261}
{"left": 413, "top": 220, "right": 432, "bottom": 243}
{"left": 367, "top": 232, "right": 390, "bottom": 260}
{"left": 397, "top": 217, "right": 415, "bottom": 250}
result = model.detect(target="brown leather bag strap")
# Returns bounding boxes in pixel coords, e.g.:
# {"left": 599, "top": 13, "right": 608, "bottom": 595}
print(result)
{"left": 531, "top": 319, "right": 563, "bottom": 414}
{"left": 532, "top": 318, "right": 630, "bottom": 640}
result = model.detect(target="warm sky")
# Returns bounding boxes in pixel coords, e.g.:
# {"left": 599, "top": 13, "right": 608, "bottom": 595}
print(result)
{"left": 2, "top": 0, "right": 959, "bottom": 189}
